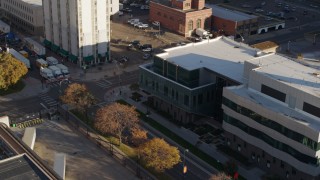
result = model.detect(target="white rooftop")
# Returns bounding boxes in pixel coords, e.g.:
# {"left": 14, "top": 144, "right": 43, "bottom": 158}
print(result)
{"left": 249, "top": 54, "right": 320, "bottom": 97}
{"left": 22, "top": 0, "right": 42, "bottom": 6}
{"left": 157, "top": 37, "right": 258, "bottom": 83}
{"left": 206, "top": 4, "right": 257, "bottom": 21}
{"left": 228, "top": 86, "right": 320, "bottom": 131}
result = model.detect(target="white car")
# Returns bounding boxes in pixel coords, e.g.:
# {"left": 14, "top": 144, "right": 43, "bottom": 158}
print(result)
{"left": 134, "top": 22, "right": 142, "bottom": 27}
{"left": 152, "top": 21, "right": 160, "bottom": 26}
{"left": 130, "top": 3, "right": 138, "bottom": 6}
{"left": 138, "top": 24, "right": 149, "bottom": 29}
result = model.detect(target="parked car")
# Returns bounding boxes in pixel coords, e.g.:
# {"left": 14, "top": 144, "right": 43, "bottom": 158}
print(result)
{"left": 152, "top": 21, "right": 160, "bottom": 26}
{"left": 143, "top": 53, "right": 151, "bottom": 60}
{"left": 118, "top": 11, "right": 124, "bottom": 16}
{"left": 138, "top": 23, "right": 149, "bottom": 29}
{"left": 140, "top": 44, "right": 152, "bottom": 51}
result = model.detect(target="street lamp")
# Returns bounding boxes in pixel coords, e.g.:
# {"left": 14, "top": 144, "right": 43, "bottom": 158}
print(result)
{"left": 314, "top": 33, "right": 320, "bottom": 45}
{"left": 287, "top": 40, "right": 291, "bottom": 52}
{"left": 183, "top": 149, "right": 189, "bottom": 176}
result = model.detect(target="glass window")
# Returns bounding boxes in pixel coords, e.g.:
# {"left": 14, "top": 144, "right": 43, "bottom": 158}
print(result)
{"left": 196, "top": 19, "right": 201, "bottom": 28}
{"left": 188, "top": 20, "right": 193, "bottom": 31}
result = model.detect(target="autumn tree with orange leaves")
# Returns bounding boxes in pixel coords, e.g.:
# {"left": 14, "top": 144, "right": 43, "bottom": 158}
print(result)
{"left": 130, "top": 127, "right": 148, "bottom": 147}
{"left": 60, "top": 83, "right": 96, "bottom": 120}
{"left": 139, "top": 138, "right": 181, "bottom": 172}
{"left": 95, "top": 103, "right": 139, "bottom": 144}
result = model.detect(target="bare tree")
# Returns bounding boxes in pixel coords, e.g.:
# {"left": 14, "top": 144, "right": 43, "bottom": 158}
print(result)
{"left": 95, "top": 103, "right": 139, "bottom": 144}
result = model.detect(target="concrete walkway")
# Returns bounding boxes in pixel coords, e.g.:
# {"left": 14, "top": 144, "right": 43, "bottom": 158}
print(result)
{"left": 0, "top": 77, "right": 49, "bottom": 102}
{"left": 104, "top": 85, "right": 265, "bottom": 180}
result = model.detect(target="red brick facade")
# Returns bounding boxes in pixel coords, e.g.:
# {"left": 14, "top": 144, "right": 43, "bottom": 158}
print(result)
{"left": 149, "top": 1, "right": 212, "bottom": 37}
{"left": 212, "top": 16, "right": 259, "bottom": 37}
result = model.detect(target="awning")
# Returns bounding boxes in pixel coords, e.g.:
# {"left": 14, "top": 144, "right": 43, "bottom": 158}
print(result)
{"left": 105, "top": 52, "right": 109, "bottom": 60}
{"left": 98, "top": 54, "right": 104, "bottom": 58}
{"left": 69, "top": 54, "right": 78, "bottom": 62}
{"left": 51, "top": 44, "right": 60, "bottom": 52}
{"left": 84, "top": 55, "right": 94, "bottom": 62}
{"left": 59, "top": 49, "right": 69, "bottom": 57}
{"left": 43, "top": 39, "right": 51, "bottom": 47}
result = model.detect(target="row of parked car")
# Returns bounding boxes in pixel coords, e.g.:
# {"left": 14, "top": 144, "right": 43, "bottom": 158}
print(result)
{"left": 127, "top": 19, "right": 149, "bottom": 29}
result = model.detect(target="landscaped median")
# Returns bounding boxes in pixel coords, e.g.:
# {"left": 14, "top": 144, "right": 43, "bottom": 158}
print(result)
{"left": 116, "top": 99, "right": 246, "bottom": 180}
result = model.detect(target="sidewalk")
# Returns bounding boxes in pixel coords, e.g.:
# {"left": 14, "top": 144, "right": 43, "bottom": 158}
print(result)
{"left": 0, "top": 77, "right": 49, "bottom": 102}
{"left": 67, "top": 61, "right": 141, "bottom": 82}
{"left": 105, "top": 85, "right": 265, "bottom": 180}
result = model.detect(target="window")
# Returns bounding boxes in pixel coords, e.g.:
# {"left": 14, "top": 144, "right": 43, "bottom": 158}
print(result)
{"left": 303, "top": 102, "right": 320, "bottom": 118}
{"left": 196, "top": 19, "right": 201, "bottom": 28}
{"left": 188, "top": 20, "right": 193, "bottom": 31}
{"left": 164, "top": 86, "right": 168, "bottom": 96}
{"left": 261, "top": 84, "right": 286, "bottom": 102}
{"left": 184, "top": 95, "right": 189, "bottom": 106}
{"left": 185, "top": 3, "right": 190, "bottom": 6}
{"left": 198, "top": 94, "right": 203, "bottom": 104}
{"left": 176, "top": 92, "right": 178, "bottom": 100}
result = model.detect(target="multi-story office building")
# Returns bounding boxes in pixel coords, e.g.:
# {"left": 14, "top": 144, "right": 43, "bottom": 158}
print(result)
{"left": 139, "top": 37, "right": 256, "bottom": 123}
{"left": 110, "top": 0, "right": 119, "bottom": 15}
{"left": 0, "top": 0, "right": 44, "bottom": 35}
{"left": 140, "top": 36, "right": 320, "bottom": 179}
{"left": 223, "top": 54, "right": 320, "bottom": 179}
{"left": 43, "top": 0, "right": 110, "bottom": 66}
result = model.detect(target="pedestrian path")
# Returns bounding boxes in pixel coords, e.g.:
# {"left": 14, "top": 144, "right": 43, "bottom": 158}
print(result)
{"left": 95, "top": 79, "right": 113, "bottom": 89}
{"left": 39, "top": 92, "right": 58, "bottom": 108}
{"left": 105, "top": 86, "right": 265, "bottom": 180}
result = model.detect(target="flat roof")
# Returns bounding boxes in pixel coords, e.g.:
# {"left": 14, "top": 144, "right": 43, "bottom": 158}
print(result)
{"left": 249, "top": 54, "right": 320, "bottom": 97}
{"left": 157, "top": 36, "right": 258, "bottom": 83}
{"left": 206, "top": 4, "right": 257, "bottom": 21}
{"left": 151, "top": 0, "right": 211, "bottom": 13}
{"left": 227, "top": 86, "right": 320, "bottom": 131}
{"left": 21, "top": 0, "right": 42, "bottom": 6}
{"left": 0, "top": 154, "right": 49, "bottom": 180}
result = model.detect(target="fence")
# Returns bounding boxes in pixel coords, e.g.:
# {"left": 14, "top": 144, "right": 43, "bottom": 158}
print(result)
{"left": 58, "top": 105, "right": 156, "bottom": 180}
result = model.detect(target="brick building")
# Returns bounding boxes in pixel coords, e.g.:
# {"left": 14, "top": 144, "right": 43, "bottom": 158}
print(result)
{"left": 149, "top": 0, "right": 212, "bottom": 37}
{"left": 207, "top": 5, "right": 258, "bottom": 37}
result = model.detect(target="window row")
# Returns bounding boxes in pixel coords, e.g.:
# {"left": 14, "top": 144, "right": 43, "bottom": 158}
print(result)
{"left": 223, "top": 97, "right": 320, "bottom": 151}
{"left": 223, "top": 113, "right": 319, "bottom": 166}
{"left": 3, "top": 4, "right": 34, "bottom": 23}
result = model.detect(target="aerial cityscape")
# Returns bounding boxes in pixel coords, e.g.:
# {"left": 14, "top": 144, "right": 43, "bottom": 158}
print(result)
{"left": 0, "top": 0, "right": 319, "bottom": 179}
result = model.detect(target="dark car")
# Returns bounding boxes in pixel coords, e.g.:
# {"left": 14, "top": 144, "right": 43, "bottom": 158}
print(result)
{"left": 139, "top": 44, "right": 153, "bottom": 51}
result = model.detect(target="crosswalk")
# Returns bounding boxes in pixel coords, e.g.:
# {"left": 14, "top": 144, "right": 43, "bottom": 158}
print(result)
{"left": 46, "top": 82, "right": 60, "bottom": 88}
{"left": 95, "top": 79, "right": 112, "bottom": 88}
{"left": 39, "top": 92, "right": 58, "bottom": 108}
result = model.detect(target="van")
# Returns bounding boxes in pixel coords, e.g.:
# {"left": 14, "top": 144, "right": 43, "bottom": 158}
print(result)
{"left": 36, "top": 58, "right": 48, "bottom": 68}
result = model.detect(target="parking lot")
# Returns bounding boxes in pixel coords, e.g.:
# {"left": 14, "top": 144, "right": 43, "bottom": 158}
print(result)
{"left": 110, "top": 5, "right": 189, "bottom": 67}
{"left": 216, "top": 0, "right": 320, "bottom": 29}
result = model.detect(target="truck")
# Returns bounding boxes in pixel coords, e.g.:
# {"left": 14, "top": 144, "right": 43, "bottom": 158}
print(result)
{"left": 19, "top": 50, "right": 28, "bottom": 58}
{"left": 46, "top": 56, "right": 59, "bottom": 66}
{"left": 48, "top": 65, "right": 63, "bottom": 79}
{"left": 40, "top": 67, "right": 55, "bottom": 81}
{"left": 55, "top": 64, "right": 70, "bottom": 78}
{"left": 0, "top": 20, "right": 10, "bottom": 33}
{"left": 8, "top": 48, "right": 30, "bottom": 68}
{"left": 24, "top": 37, "right": 46, "bottom": 57}
{"left": 195, "top": 28, "right": 209, "bottom": 39}
{"left": 36, "top": 58, "right": 48, "bottom": 68}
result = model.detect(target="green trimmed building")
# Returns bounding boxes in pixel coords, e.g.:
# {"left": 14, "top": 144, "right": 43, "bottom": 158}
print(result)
{"left": 42, "top": 0, "right": 110, "bottom": 67}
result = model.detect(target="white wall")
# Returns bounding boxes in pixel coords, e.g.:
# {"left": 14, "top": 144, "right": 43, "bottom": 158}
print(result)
{"left": 69, "top": 0, "right": 78, "bottom": 56}
{"left": 97, "top": 0, "right": 108, "bottom": 58}
{"left": 80, "top": 0, "right": 93, "bottom": 57}
{"left": 110, "top": 0, "right": 119, "bottom": 15}
{"left": 51, "top": 0, "right": 60, "bottom": 46}
{"left": 60, "top": 1, "right": 69, "bottom": 51}
{"left": 43, "top": 0, "right": 52, "bottom": 41}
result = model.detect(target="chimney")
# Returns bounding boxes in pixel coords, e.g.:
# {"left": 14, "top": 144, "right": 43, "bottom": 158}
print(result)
{"left": 192, "top": 0, "right": 204, "bottom": 10}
